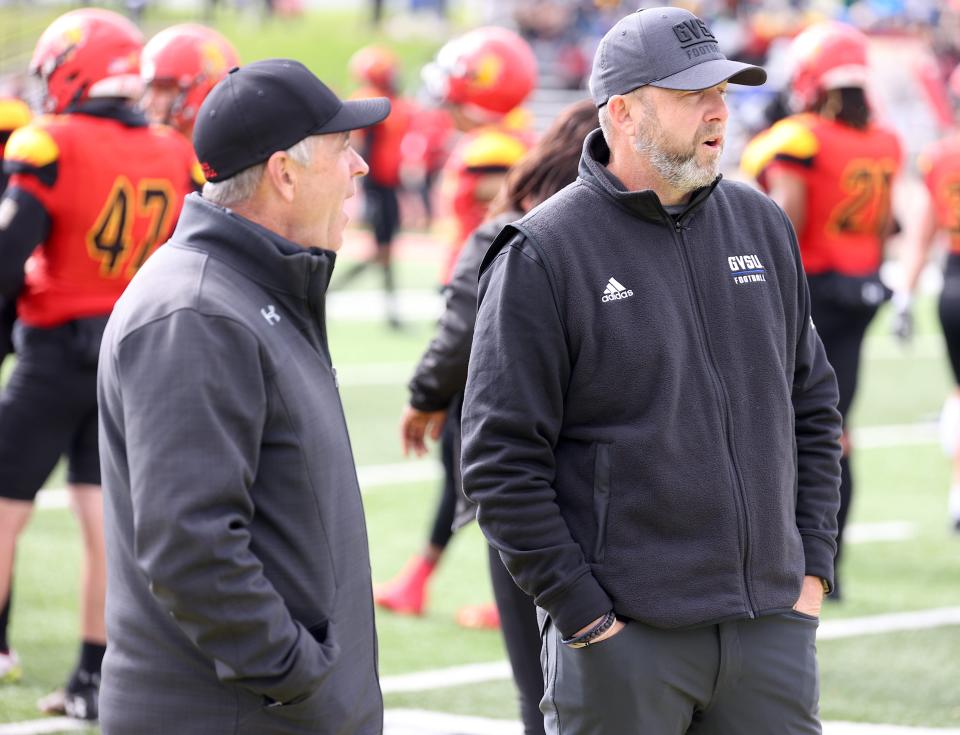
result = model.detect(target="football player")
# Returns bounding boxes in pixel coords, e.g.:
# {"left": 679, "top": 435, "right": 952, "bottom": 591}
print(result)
{"left": 0, "top": 8, "right": 199, "bottom": 720}
{"left": 140, "top": 23, "right": 239, "bottom": 141}
{"left": 375, "top": 26, "right": 537, "bottom": 625}
{"left": 335, "top": 45, "right": 416, "bottom": 328}
{"left": 894, "top": 62, "right": 960, "bottom": 532}
{"left": 741, "top": 21, "right": 903, "bottom": 599}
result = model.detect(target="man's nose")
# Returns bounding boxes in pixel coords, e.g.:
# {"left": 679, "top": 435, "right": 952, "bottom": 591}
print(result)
{"left": 352, "top": 148, "right": 370, "bottom": 177}
{"left": 706, "top": 90, "right": 729, "bottom": 124}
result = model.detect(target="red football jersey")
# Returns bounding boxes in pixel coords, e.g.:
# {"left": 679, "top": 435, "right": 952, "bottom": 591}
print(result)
{"left": 919, "top": 132, "right": 960, "bottom": 254}
{"left": 352, "top": 87, "right": 415, "bottom": 188}
{"left": 438, "top": 121, "right": 533, "bottom": 283}
{"left": 741, "top": 113, "right": 902, "bottom": 276}
{"left": 4, "top": 113, "right": 199, "bottom": 327}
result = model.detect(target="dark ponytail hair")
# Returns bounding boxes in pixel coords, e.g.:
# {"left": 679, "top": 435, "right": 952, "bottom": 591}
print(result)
{"left": 488, "top": 98, "right": 599, "bottom": 218}
{"left": 818, "top": 87, "right": 871, "bottom": 129}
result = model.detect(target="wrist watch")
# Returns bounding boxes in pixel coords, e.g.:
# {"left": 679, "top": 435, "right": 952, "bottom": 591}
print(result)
{"left": 820, "top": 577, "right": 830, "bottom": 594}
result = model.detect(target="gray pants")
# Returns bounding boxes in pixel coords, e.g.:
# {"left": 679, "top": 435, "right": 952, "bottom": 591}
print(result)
{"left": 540, "top": 612, "right": 821, "bottom": 735}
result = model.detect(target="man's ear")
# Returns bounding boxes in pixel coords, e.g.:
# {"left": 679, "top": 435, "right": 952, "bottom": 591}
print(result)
{"left": 606, "top": 93, "right": 639, "bottom": 137}
{"left": 264, "top": 151, "right": 297, "bottom": 203}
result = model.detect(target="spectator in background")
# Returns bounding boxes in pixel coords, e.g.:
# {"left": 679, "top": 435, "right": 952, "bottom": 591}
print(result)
{"left": 0, "top": 9, "right": 199, "bottom": 720}
{"left": 742, "top": 21, "right": 903, "bottom": 599}
{"left": 894, "top": 62, "right": 960, "bottom": 533}
{"left": 374, "top": 26, "right": 537, "bottom": 624}
{"left": 335, "top": 46, "right": 415, "bottom": 329}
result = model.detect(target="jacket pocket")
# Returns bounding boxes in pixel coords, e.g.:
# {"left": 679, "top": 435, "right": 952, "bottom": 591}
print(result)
{"left": 591, "top": 443, "right": 611, "bottom": 563}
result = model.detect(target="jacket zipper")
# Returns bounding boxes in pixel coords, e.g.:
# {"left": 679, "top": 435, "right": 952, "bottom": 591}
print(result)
{"left": 670, "top": 216, "right": 757, "bottom": 617}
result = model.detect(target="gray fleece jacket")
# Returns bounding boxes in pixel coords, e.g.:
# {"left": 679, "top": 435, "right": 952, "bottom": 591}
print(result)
{"left": 97, "top": 193, "right": 381, "bottom": 734}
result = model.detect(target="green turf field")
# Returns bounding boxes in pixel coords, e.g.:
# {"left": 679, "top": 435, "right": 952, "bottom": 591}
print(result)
{"left": 0, "top": 2, "right": 958, "bottom": 731}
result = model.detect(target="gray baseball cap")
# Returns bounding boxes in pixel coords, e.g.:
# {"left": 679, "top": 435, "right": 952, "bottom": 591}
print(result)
{"left": 589, "top": 7, "right": 766, "bottom": 107}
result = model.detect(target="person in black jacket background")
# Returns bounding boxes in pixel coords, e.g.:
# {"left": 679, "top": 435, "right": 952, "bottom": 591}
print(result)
{"left": 390, "top": 100, "right": 598, "bottom": 735}
{"left": 462, "top": 7, "right": 841, "bottom": 734}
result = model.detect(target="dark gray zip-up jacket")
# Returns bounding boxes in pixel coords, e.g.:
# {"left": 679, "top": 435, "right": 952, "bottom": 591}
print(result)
{"left": 97, "top": 194, "right": 382, "bottom": 734}
{"left": 461, "top": 130, "right": 842, "bottom": 639}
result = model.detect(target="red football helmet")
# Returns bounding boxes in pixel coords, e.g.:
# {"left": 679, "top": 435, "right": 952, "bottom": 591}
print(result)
{"left": 789, "top": 21, "right": 870, "bottom": 111}
{"left": 141, "top": 24, "right": 239, "bottom": 132}
{"left": 349, "top": 46, "right": 399, "bottom": 94}
{"left": 422, "top": 26, "right": 537, "bottom": 120}
{"left": 30, "top": 8, "right": 144, "bottom": 114}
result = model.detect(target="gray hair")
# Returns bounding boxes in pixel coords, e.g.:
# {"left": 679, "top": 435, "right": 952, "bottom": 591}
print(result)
{"left": 202, "top": 136, "right": 315, "bottom": 207}
{"left": 598, "top": 104, "right": 613, "bottom": 146}
{"left": 597, "top": 88, "right": 644, "bottom": 146}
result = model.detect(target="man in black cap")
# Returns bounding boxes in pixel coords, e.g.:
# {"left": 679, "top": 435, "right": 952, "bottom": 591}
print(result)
{"left": 96, "top": 59, "right": 389, "bottom": 734}
{"left": 461, "top": 7, "right": 842, "bottom": 734}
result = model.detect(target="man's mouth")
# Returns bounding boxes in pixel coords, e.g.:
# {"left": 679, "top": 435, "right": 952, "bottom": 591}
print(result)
{"left": 702, "top": 136, "right": 723, "bottom": 149}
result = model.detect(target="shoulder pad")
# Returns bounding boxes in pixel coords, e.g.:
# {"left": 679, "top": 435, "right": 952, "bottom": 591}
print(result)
{"left": 0, "top": 99, "right": 31, "bottom": 134}
{"left": 4, "top": 124, "right": 59, "bottom": 168}
{"left": 461, "top": 130, "right": 528, "bottom": 171}
{"left": 3, "top": 123, "right": 59, "bottom": 187}
{"left": 741, "top": 117, "right": 819, "bottom": 179}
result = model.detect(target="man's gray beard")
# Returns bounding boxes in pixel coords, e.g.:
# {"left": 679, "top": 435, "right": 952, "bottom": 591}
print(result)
{"left": 634, "top": 129, "right": 721, "bottom": 194}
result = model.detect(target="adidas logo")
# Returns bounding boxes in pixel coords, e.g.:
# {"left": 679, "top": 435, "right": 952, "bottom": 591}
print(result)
{"left": 601, "top": 277, "right": 634, "bottom": 303}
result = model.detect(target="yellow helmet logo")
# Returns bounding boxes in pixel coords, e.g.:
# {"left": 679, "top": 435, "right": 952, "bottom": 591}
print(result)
{"left": 200, "top": 41, "right": 228, "bottom": 77}
{"left": 474, "top": 54, "right": 502, "bottom": 89}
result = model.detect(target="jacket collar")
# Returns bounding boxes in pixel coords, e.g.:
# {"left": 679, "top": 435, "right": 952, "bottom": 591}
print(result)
{"left": 578, "top": 128, "right": 720, "bottom": 225}
{"left": 169, "top": 193, "right": 335, "bottom": 301}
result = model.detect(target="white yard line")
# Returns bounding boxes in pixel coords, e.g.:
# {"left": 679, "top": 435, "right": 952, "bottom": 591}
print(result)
{"left": 0, "top": 718, "right": 91, "bottom": 734}
{"left": 336, "top": 362, "right": 414, "bottom": 386}
{"left": 854, "top": 423, "right": 938, "bottom": 449}
{"left": 819, "top": 607, "right": 960, "bottom": 641}
{"left": 381, "top": 661, "right": 512, "bottom": 694}
{"left": 327, "top": 289, "right": 442, "bottom": 322}
{"left": 845, "top": 521, "right": 917, "bottom": 544}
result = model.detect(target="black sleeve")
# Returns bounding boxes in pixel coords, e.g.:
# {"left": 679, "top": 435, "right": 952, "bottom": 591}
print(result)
{"left": 461, "top": 233, "right": 613, "bottom": 638}
{"left": 408, "top": 218, "right": 504, "bottom": 411}
{"left": 0, "top": 186, "right": 51, "bottom": 298}
{"left": 783, "top": 209, "right": 842, "bottom": 590}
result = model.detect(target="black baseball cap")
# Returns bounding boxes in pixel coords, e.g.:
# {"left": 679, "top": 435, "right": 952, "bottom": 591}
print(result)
{"left": 589, "top": 7, "right": 766, "bottom": 107}
{"left": 193, "top": 58, "right": 390, "bottom": 182}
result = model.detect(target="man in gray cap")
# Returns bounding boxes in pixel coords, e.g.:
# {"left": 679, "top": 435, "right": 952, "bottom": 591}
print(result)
{"left": 461, "top": 7, "right": 841, "bottom": 733}
{"left": 97, "top": 59, "right": 388, "bottom": 734}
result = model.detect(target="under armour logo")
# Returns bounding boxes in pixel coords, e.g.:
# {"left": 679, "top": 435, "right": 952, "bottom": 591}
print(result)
{"left": 261, "top": 305, "right": 281, "bottom": 325}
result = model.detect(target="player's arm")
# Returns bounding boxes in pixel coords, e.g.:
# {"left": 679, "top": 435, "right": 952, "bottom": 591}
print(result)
{"left": 765, "top": 166, "right": 807, "bottom": 235}
{"left": 0, "top": 124, "right": 56, "bottom": 297}
{"left": 741, "top": 118, "right": 817, "bottom": 233}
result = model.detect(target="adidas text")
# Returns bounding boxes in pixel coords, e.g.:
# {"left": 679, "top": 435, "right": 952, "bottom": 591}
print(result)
{"left": 602, "top": 289, "right": 635, "bottom": 302}
{"left": 601, "top": 276, "right": 634, "bottom": 303}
